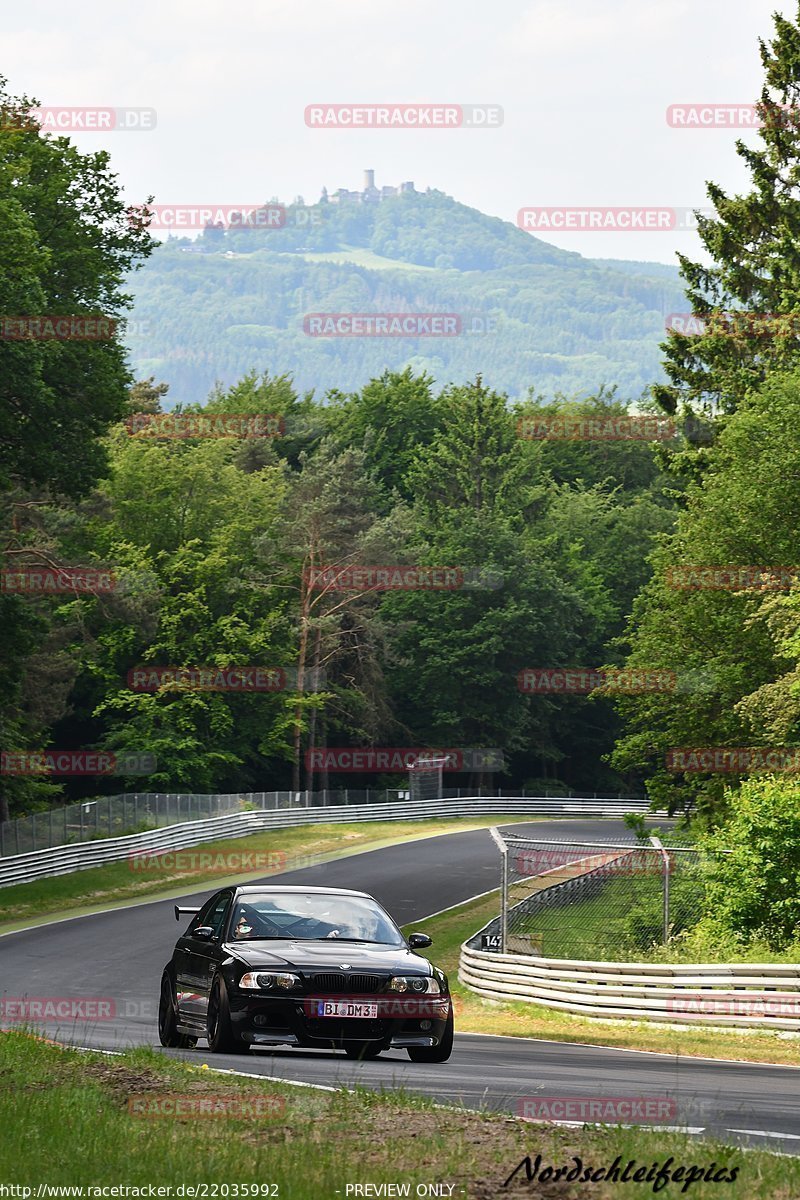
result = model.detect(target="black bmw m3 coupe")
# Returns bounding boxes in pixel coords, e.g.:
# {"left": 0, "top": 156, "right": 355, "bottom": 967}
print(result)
{"left": 158, "top": 884, "right": 454, "bottom": 1061}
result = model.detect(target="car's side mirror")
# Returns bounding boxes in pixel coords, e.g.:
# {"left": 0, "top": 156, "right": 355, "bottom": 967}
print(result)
{"left": 192, "top": 926, "right": 216, "bottom": 941}
{"left": 408, "top": 932, "right": 432, "bottom": 949}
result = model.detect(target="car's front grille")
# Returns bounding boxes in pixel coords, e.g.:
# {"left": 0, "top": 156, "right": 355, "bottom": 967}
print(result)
{"left": 305, "top": 1017, "right": 387, "bottom": 1040}
{"left": 309, "top": 973, "right": 386, "bottom": 993}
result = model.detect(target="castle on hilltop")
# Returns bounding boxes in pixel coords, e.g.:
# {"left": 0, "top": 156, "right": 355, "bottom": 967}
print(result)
{"left": 322, "top": 170, "right": 416, "bottom": 205}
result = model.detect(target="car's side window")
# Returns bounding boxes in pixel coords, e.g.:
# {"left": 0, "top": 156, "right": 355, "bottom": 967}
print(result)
{"left": 207, "top": 892, "right": 232, "bottom": 939}
{"left": 188, "top": 895, "right": 217, "bottom": 934}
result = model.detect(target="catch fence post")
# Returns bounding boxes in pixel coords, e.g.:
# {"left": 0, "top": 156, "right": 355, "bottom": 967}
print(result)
{"left": 489, "top": 826, "right": 508, "bottom": 954}
{"left": 650, "top": 835, "right": 670, "bottom": 944}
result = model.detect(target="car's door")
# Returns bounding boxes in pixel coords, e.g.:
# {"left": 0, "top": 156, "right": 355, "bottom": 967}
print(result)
{"left": 174, "top": 892, "right": 227, "bottom": 1026}
{"left": 190, "top": 889, "right": 234, "bottom": 1023}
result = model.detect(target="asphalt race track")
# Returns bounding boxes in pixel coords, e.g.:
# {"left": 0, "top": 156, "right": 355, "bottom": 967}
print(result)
{"left": 2, "top": 818, "right": 799, "bottom": 1155}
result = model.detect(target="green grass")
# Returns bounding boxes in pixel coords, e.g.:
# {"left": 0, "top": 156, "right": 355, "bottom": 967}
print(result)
{"left": 1, "top": 1031, "right": 796, "bottom": 1197}
{"left": 514, "top": 872, "right": 705, "bottom": 960}
{"left": 403, "top": 894, "right": 800, "bottom": 1067}
{"left": 0, "top": 815, "right": 539, "bottom": 932}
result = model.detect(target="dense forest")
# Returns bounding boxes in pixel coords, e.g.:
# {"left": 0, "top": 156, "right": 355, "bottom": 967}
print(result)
{"left": 4, "top": 0, "right": 800, "bottom": 858}
{"left": 125, "top": 189, "right": 685, "bottom": 403}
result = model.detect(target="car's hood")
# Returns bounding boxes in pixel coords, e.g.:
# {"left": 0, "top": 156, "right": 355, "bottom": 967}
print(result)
{"left": 223, "top": 939, "right": 431, "bottom": 974}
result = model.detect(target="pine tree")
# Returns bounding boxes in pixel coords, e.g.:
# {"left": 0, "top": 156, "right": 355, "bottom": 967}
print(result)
{"left": 656, "top": 8, "right": 800, "bottom": 437}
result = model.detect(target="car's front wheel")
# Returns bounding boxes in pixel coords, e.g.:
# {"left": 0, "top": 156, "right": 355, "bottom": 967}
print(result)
{"left": 407, "top": 1006, "right": 453, "bottom": 1063}
{"left": 344, "top": 1041, "right": 383, "bottom": 1060}
{"left": 158, "top": 972, "right": 197, "bottom": 1049}
{"left": 207, "top": 974, "right": 249, "bottom": 1054}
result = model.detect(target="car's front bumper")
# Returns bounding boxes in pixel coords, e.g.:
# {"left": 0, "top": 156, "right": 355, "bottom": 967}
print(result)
{"left": 228, "top": 991, "right": 452, "bottom": 1048}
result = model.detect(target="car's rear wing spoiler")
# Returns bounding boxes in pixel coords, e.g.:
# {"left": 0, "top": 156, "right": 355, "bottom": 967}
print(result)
{"left": 175, "top": 905, "right": 200, "bottom": 922}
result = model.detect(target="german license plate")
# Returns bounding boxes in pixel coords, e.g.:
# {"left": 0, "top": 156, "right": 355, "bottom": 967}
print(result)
{"left": 315, "top": 1000, "right": 378, "bottom": 1019}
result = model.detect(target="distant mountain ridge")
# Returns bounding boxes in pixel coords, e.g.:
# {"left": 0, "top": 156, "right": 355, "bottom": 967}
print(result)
{"left": 125, "top": 186, "right": 686, "bottom": 404}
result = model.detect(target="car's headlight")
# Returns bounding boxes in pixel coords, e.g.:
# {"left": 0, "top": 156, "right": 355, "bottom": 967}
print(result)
{"left": 389, "top": 976, "right": 441, "bottom": 994}
{"left": 239, "top": 971, "right": 301, "bottom": 990}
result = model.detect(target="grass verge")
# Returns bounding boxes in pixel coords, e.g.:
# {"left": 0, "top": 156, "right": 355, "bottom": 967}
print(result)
{"left": 0, "top": 1030, "right": 794, "bottom": 1198}
{"left": 0, "top": 816, "right": 536, "bottom": 933}
{"left": 402, "top": 894, "right": 800, "bottom": 1068}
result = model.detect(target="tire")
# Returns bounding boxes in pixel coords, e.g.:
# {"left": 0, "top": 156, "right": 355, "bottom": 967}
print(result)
{"left": 407, "top": 1006, "right": 453, "bottom": 1063}
{"left": 344, "top": 1042, "right": 383, "bottom": 1060}
{"left": 207, "top": 974, "right": 249, "bottom": 1054}
{"left": 158, "top": 971, "right": 197, "bottom": 1049}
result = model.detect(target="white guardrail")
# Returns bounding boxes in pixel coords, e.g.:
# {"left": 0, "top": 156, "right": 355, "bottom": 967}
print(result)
{"left": 458, "top": 944, "right": 800, "bottom": 1031}
{"left": 0, "top": 795, "right": 659, "bottom": 888}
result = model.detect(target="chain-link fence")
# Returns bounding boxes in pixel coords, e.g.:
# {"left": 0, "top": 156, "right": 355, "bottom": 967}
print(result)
{"left": 0, "top": 793, "right": 250, "bottom": 857}
{"left": 0, "top": 787, "right": 643, "bottom": 857}
{"left": 478, "top": 832, "right": 708, "bottom": 960}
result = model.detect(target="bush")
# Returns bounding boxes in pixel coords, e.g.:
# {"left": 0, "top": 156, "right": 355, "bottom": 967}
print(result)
{"left": 699, "top": 778, "right": 800, "bottom": 951}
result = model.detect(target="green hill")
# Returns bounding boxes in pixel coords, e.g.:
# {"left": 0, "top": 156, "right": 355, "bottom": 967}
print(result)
{"left": 125, "top": 188, "right": 685, "bottom": 403}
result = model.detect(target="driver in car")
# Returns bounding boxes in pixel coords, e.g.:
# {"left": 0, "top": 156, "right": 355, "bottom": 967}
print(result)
{"left": 233, "top": 906, "right": 255, "bottom": 938}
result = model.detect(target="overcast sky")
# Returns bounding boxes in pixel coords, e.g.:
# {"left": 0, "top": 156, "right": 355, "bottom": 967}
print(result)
{"left": 5, "top": 0, "right": 797, "bottom": 264}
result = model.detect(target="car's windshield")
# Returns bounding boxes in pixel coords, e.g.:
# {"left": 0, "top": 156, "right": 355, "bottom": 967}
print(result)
{"left": 228, "top": 892, "right": 404, "bottom": 945}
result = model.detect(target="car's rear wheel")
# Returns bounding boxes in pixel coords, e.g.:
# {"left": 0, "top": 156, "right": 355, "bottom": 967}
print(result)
{"left": 344, "top": 1041, "right": 383, "bottom": 1060}
{"left": 158, "top": 972, "right": 197, "bottom": 1049}
{"left": 207, "top": 974, "right": 248, "bottom": 1054}
{"left": 407, "top": 1007, "right": 454, "bottom": 1063}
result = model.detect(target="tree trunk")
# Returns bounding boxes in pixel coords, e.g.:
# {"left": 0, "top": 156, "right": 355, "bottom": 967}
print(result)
{"left": 292, "top": 565, "right": 313, "bottom": 792}
{"left": 304, "top": 624, "right": 323, "bottom": 792}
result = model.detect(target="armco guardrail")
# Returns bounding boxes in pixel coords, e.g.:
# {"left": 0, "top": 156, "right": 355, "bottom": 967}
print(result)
{"left": 0, "top": 795, "right": 660, "bottom": 888}
{"left": 458, "top": 943, "right": 800, "bottom": 1030}
{"left": 459, "top": 838, "right": 799, "bottom": 1031}
{"left": 0, "top": 787, "right": 645, "bottom": 856}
